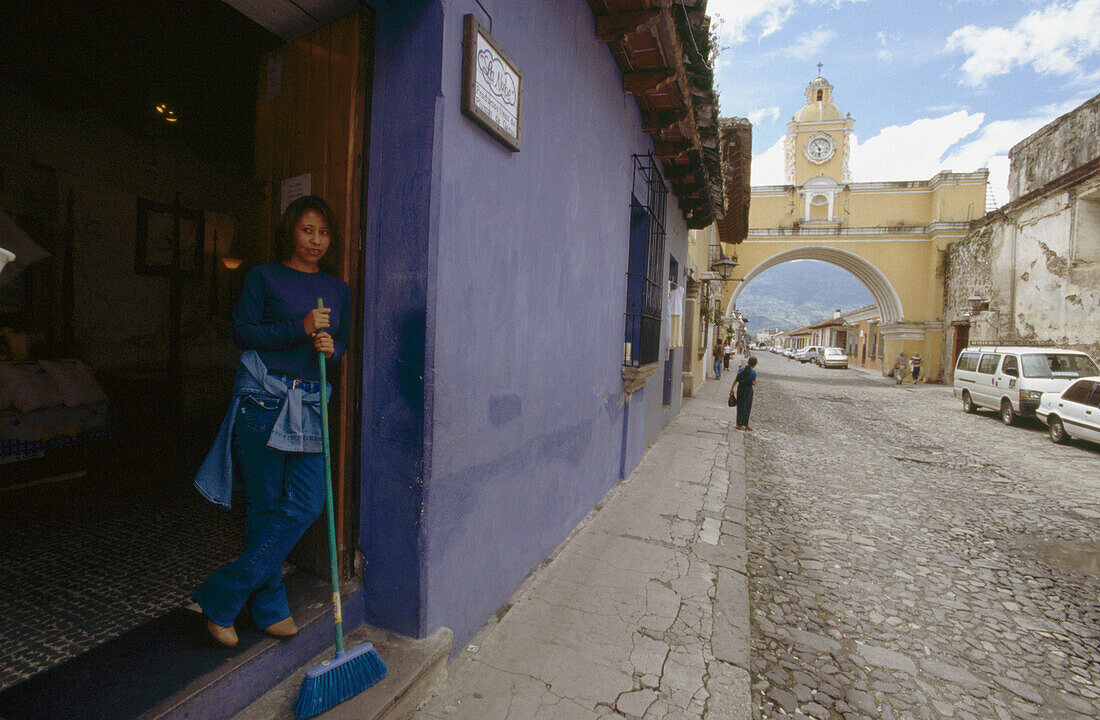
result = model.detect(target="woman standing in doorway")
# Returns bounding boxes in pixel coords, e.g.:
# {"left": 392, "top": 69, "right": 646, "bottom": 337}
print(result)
{"left": 734, "top": 356, "right": 757, "bottom": 430}
{"left": 192, "top": 195, "right": 350, "bottom": 647}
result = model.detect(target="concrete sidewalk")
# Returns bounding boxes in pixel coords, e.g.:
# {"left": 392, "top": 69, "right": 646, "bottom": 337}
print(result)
{"left": 414, "top": 377, "right": 750, "bottom": 720}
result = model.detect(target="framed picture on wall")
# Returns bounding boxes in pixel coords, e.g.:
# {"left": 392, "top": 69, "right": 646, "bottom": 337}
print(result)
{"left": 135, "top": 198, "right": 205, "bottom": 276}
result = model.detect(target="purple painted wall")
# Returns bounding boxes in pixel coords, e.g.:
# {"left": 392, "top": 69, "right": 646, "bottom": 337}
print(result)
{"left": 361, "top": 0, "right": 690, "bottom": 647}
{"left": 360, "top": 1, "right": 443, "bottom": 637}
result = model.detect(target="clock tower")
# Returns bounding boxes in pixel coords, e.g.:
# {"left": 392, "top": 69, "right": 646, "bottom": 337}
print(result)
{"left": 784, "top": 75, "right": 853, "bottom": 186}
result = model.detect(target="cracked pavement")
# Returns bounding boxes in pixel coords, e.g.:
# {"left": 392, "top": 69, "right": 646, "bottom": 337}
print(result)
{"left": 415, "top": 379, "right": 751, "bottom": 720}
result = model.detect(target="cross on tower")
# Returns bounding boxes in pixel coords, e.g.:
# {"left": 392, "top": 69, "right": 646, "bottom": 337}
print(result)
{"left": 817, "top": 62, "right": 823, "bottom": 76}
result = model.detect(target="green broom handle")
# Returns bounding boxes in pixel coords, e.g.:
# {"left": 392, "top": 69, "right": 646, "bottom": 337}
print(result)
{"left": 317, "top": 298, "right": 344, "bottom": 654}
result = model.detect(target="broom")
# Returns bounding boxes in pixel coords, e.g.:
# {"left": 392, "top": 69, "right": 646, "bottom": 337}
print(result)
{"left": 295, "top": 299, "right": 388, "bottom": 719}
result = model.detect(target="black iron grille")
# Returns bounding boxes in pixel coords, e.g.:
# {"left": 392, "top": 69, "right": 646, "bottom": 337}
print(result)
{"left": 624, "top": 154, "right": 668, "bottom": 367}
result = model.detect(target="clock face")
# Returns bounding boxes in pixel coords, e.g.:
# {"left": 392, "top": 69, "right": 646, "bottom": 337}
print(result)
{"left": 804, "top": 135, "right": 835, "bottom": 164}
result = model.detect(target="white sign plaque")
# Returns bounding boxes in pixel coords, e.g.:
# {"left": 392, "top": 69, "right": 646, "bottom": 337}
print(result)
{"left": 280, "top": 173, "right": 312, "bottom": 213}
{"left": 462, "top": 15, "right": 522, "bottom": 151}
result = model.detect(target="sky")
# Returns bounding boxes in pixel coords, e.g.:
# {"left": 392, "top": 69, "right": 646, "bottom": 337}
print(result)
{"left": 708, "top": 0, "right": 1100, "bottom": 205}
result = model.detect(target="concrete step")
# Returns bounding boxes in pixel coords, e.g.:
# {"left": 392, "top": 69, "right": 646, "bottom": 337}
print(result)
{"left": 148, "top": 573, "right": 369, "bottom": 720}
{"left": 235, "top": 626, "right": 452, "bottom": 720}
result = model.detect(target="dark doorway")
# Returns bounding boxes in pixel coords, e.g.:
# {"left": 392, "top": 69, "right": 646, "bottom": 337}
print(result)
{"left": 0, "top": 0, "right": 282, "bottom": 691}
{"left": 951, "top": 323, "right": 970, "bottom": 380}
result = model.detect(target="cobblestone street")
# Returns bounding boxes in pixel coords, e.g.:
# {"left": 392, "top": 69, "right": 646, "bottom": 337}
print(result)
{"left": 744, "top": 355, "right": 1100, "bottom": 720}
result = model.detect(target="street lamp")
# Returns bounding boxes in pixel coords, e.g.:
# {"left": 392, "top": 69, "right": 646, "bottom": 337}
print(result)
{"left": 966, "top": 294, "right": 989, "bottom": 314}
{"left": 711, "top": 255, "right": 739, "bottom": 280}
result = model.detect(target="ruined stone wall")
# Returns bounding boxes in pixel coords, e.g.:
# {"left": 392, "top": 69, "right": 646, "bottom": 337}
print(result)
{"left": 942, "top": 227, "right": 994, "bottom": 373}
{"left": 948, "top": 180, "right": 1098, "bottom": 365}
{"left": 1008, "top": 93, "right": 1100, "bottom": 200}
{"left": 993, "top": 185, "right": 1100, "bottom": 360}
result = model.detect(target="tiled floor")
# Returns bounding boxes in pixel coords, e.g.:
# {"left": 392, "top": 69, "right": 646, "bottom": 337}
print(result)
{"left": 0, "top": 476, "right": 244, "bottom": 690}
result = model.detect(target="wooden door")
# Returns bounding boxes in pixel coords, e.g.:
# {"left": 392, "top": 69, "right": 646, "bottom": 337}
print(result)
{"left": 252, "top": 10, "right": 373, "bottom": 577}
{"left": 951, "top": 324, "right": 969, "bottom": 381}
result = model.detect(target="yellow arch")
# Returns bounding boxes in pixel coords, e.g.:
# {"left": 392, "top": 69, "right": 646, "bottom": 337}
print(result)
{"left": 727, "top": 246, "right": 903, "bottom": 322}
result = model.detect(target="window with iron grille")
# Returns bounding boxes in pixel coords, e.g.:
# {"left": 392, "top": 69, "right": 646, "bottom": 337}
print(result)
{"left": 624, "top": 154, "right": 668, "bottom": 367}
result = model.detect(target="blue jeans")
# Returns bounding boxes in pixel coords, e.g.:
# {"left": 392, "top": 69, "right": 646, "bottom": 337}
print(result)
{"left": 714, "top": 360, "right": 722, "bottom": 379}
{"left": 194, "top": 393, "right": 324, "bottom": 629}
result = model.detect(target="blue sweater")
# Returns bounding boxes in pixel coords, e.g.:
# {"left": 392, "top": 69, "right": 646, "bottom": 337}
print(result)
{"left": 232, "top": 262, "right": 350, "bottom": 382}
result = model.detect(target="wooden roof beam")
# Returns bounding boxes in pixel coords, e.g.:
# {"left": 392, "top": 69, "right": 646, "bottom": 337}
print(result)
{"left": 654, "top": 140, "right": 692, "bottom": 160}
{"left": 642, "top": 108, "right": 690, "bottom": 134}
{"left": 595, "top": 9, "right": 662, "bottom": 42}
{"left": 663, "top": 164, "right": 699, "bottom": 181}
{"left": 623, "top": 68, "right": 678, "bottom": 95}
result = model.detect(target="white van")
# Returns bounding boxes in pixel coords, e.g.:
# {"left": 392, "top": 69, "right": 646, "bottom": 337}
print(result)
{"left": 953, "top": 346, "right": 1100, "bottom": 425}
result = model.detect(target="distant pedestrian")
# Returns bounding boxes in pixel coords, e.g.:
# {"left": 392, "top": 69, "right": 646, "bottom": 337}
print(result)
{"left": 910, "top": 353, "right": 922, "bottom": 382}
{"left": 733, "top": 356, "right": 757, "bottom": 430}
{"left": 892, "top": 351, "right": 907, "bottom": 384}
{"left": 712, "top": 339, "right": 724, "bottom": 379}
{"left": 723, "top": 341, "right": 732, "bottom": 370}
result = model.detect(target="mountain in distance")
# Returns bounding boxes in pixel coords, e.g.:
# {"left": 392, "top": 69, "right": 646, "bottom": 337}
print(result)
{"left": 735, "top": 260, "right": 874, "bottom": 336}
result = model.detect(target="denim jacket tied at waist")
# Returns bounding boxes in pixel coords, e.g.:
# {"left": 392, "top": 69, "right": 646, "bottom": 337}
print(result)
{"left": 193, "top": 350, "right": 331, "bottom": 508}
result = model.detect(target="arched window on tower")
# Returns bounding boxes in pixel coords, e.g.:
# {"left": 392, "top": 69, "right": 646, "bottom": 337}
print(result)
{"left": 816, "top": 90, "right": 823, "bottom": 101}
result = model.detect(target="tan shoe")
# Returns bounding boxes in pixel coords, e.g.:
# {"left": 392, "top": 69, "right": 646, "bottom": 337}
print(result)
{"left": 206, "top": 619, "right": 238, "bottom": 648}
{"left": 263, "top": 617, "right": 299, "bottom": 639}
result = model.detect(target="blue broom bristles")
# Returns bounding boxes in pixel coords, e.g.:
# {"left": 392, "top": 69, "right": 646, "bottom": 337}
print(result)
{"left": 294, "top": 642, "right": 388, "bottom": 719}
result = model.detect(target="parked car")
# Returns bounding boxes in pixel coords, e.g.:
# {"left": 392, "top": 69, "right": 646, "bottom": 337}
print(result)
{"left": 1036, "top": 376, "right": 1100, "bottom": 446}
{"left": 819, "top": 347, "right": 849, "bottom": 369}
{"left": 800, "top": 346, "right": 824, "bottom": 364}
{"left": 953, "top": 346, "right": 1100, "bottom": 425}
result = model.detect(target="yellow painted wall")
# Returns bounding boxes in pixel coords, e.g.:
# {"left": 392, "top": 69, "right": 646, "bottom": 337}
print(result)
{"left": 931, "top": 181, "right": 985, "bottom": 221}
{"left": 747, "top": 192, "right": 798, "bottom": 228}
{"left": 750, "top": 179, "right": 986, "bottom": 229}
{"left": 845, "top": 190, "right": 932, "bottom": 225}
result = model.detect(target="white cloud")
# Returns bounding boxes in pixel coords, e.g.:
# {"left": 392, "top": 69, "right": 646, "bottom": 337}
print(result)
{"left": 941, "top": 117, "right": 1051, "bottom": 171}
{"left": 1033, "top": 96, "right": 1093, "bottom": 118}
{"left": 946, "top": 0, "right": 1100, "bottom": 86}
{"left": 708, "top": 0, "right": 863, "bottom": 44}
{"left": 849, "top": 111, "right": 985, "bottom": 182}
{"left": 771, "top": 29, "right": 837, "bottom": 59}
{"left": 876, "top": 31, "right": 893, "bottom": 63}
{"left": 709, "top": 0, "right": 795, "bottom": 44}
{"left": 748, "top": 106, "right": 782, "bottom": 125}
{"left": 751, "top": 137, "right": 788, "bottom": 185}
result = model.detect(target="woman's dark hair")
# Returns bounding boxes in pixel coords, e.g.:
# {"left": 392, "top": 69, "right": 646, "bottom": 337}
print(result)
{"left": 747, "top": 356, "right": 758, "bottom": 367}
{"left": 273, "top": 195, "right": 341, "bottom": 263}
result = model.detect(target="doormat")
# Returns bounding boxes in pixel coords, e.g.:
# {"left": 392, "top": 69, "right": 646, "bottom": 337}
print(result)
{"left": 0, "top": 607, "right": 265, "bottom": 720}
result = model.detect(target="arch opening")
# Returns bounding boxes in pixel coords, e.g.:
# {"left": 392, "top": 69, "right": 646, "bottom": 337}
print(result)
{"left": 726, "top": 246, "right": 904, "bottom": 323}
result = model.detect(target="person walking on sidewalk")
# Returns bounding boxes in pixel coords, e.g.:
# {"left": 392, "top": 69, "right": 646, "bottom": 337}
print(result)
{"left": 892, "top": 351, "right": 907, "bottom": 385}
{"left": 191, "top": 195, "right": 350, "bottom": 649}
{"left": 733, "top": 356, "right": 757, "bottom": 430}
{"left": 909, "top": 353, "right": 922, "bottom": 383}
{"left": 723, "top": 340, "right": 732, "bottom": 371}
{"left": 712, "top": 338, "right": 724, "bottom": 379}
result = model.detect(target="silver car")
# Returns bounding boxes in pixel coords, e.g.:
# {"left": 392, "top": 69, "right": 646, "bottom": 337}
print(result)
{"left": 1037, "top": 376, "right": 1100, "bottom": 446}
{"left": 820, "top": 347, "right": 849, "bottom": 369}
